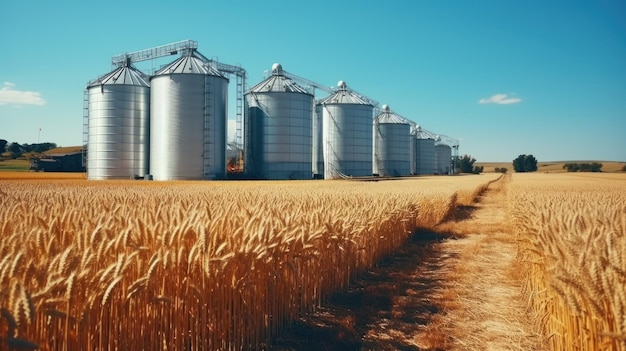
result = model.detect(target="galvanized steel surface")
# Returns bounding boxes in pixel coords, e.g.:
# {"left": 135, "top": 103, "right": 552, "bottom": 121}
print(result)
{"left": 322, "top": 102, "right": 373, "bottom": 179}
{"left": 245, "top": 90, "right": 313, "bottom": 180}
{"left": 88, "top": 64, "right": 149, "bottom": 87}
{"left": 373, "top": 120, "right": 411, "bottom": 177}
{"left": 150, "top": 56, "right": 228, "bottom": 180}
{"left": 312, "top": 104, "right": 324, "bottom": 177}
{"left": 87, "top": 65, "right": 150, "bottom": 179}
{"left": 415, "top": 137, "right": 436, "bottom": 174}
{"left": 156, "top": 54, "right": 223, "bottom": 76}
{"left": 248, "top": 74, "right": 309, "bottom": 94}
{"left": 435, "top": 144, "right": 452, "bottom": 174}
{"left": 318, "top": 87, "right": 371, "bottom": 105}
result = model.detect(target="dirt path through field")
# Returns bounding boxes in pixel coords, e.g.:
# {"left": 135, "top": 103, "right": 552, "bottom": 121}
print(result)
{"left": 270, "top": 176, "right": 543, "bottom": 350}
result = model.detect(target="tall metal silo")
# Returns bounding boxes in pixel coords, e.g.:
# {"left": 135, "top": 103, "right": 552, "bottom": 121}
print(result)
{"left": 414, "top": 126, "right": 436, "bottom": 174}
{"left": 86, "top": 59, "right": 150, "bottom": 179}
{"left": 312, "top": 103, "right": 324, "bottom": 178}
{"left": 150, "top": 50, "right": 228, "bottom": 180}
{"left": 435, "top": 143, "right": 452, "bottom": 174}
{"left": 244, "top": 63, "right": 313, "bottom": 180}
{"left": 319, "top": 81, "right": 374, "bottom": 179}
{"left": 373, "top": 105, "right": 411, "bottom": 177}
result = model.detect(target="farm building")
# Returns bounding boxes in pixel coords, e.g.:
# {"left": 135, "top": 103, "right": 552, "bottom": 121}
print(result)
{"left": 30, "top": 147, "right": 85, "bottom": 172}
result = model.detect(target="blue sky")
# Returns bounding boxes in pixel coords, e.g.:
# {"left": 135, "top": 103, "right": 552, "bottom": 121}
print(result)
{"left": 1, "top": 0, "right": 624, "bottom": 162}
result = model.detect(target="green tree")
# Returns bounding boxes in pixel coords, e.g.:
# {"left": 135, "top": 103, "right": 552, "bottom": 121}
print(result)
{"left": 454, "top": 154, "right": 476, "bottom": 173}
{"left": 563, "top": 163, "right": 579, "bottom": 172}
{"left": 31, "top": 142, "right": 57, "bottom": 153}
{"left": 590, "top": 162, "right": 602, "bottom": 172}
{"left": 8, "top": 142, "right": 23, "bottom": 159}
{"left": 563, "top": 162, "right": 602, "bottom": 172}
{"left": 513, "top": 154, "right": 538, "bottom": 172}
{"left": 0, "top": 139, "right": 7, "bottom": 153}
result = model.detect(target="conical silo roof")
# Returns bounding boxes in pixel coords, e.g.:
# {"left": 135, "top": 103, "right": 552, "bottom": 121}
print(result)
{"left": 248, "top": 63, "right": 310, "bottom": 94}
{"left": 375, "top": 104, "right": 411, "bottom": 124}
{"left": 319, "top": 81, "right": 372, "bottom": 105}
{"left": 155, "top": 50, "right": 223, "bottom": 76}
{"left": 88, "top": 61, "right": 149, "bottom": 87}
{"left": 413, "top": 125, "right": 435, "bottom": 139}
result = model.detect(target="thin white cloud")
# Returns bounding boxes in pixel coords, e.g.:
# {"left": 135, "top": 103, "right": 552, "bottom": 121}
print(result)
{"left": 478, "top": 93, "right": 521, "bottom": 105}
{"left": 0, "top": 82, "right": 46, "bottom": 106}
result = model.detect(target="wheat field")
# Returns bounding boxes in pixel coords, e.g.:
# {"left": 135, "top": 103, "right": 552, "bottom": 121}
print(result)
{"left": 0, "top": 174, "right": 497, "bottom": 350}
{"left": 508, "top": 173, "right": 626, "bottom": 351}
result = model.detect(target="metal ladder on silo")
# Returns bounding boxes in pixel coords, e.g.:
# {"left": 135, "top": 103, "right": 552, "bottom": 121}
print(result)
{"left": 82, "top": 89, "right": 89, "bottom": 175}
{"left": 235, "top": 73, "right": 244, "bottom": 150}
{"left": 204, "top": 74, "right": 212, "bottom": 180}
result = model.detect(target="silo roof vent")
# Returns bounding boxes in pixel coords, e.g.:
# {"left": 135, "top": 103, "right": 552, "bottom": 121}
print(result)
{"left": 318, "top": 81, "right": 372, "bottom": 105}
{"left": 271, "top": 63, "right": 283, "bottom": 75}
{"left": 248, "top": 64, "right": 310, "bottom": 94}
{"left": 375, "top": 104, "right": 412, "bottom": 124}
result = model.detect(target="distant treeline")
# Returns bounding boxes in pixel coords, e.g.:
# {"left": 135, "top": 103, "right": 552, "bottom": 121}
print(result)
{"left": 0, "top": 139, "right": 57, "bottom": 158}
{"left": 562, "top": 162, "right": 603, "bottom": 172}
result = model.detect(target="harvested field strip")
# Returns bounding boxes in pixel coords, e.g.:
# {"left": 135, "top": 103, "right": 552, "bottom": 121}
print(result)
{"left": 271, "top": 174, "right": 544, "bottom": 350}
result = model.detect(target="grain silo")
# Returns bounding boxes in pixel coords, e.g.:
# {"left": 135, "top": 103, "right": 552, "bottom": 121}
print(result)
{"left": 318, "top": 81, "right": 374, "bottom": 179}
{"left": 150, "top": 49, "right": 228, "bottom": 180}
{"left": 373, "top": 105, "right": 411, "bottom": 177}
{"left": 414, "top": 126, "right": 436, "bottom": 174}
{"left": 244, "top": 63, "right": 313, "bottom": 180}
{"left": 435, "top": 142, "right": 452, "bottom": 174}
{"left": 86, "top": 58, "right": 150, "bottom": 179}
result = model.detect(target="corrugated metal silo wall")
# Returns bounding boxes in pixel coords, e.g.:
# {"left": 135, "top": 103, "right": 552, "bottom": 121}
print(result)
{"left": 245, "top": 91, "right": 313, "bottom": 180}
{"left": 435, "top": 144, "right": 452, "bottom": 174}
{"left": 323, "top": 103, "right": 373, "bottom": 179}
{"left": 87, "top": 84, "right": 149, "bottom": 179}
{"left": 416, "top": 138, "right": 436, "bottom": 174}
{"left": 312, "top": 103, "right": 324, "bottom": 177}
{"left": 202, "top": 76, "right": 228, "bottom": 180}
{"left": 150, "top": 74, "right": 227, "bottom": 180}
{"left": 373, "top": 123, "right": 411, "bottom": 176}
{"left": 410, "top": 137, "right": 417, "bottom": 175}
{"left": 244, "top": 94, "right": 264, "bottom": 177}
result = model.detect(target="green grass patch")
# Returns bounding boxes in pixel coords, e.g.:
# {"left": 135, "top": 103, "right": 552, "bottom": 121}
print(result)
{"left": 0, "top": 159, "right": 30, "bottom": 172}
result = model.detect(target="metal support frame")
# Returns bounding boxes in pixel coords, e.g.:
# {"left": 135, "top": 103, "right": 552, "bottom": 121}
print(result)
{"left": 235, "top": 74, "right": 244, "bottom": 149}
{"left": 109, "top": 40, "right": 248, "bottom": 174}
{"left": 280, "top": 70, "right": 380, "bottom": 108}
{"left": 280, "top": 70, "right": 334, "bottom": 95}
{"left": 191, "top": 49, "right": 248, "bottom": 151}
{"left": 111, "top": 40, "right": 198, "bottom": 68}
{"left": 82, "top": 89, "right": 89, "bottom": 170}
{"left": 214, "top": 62, "right": 247, "bottom": 150}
